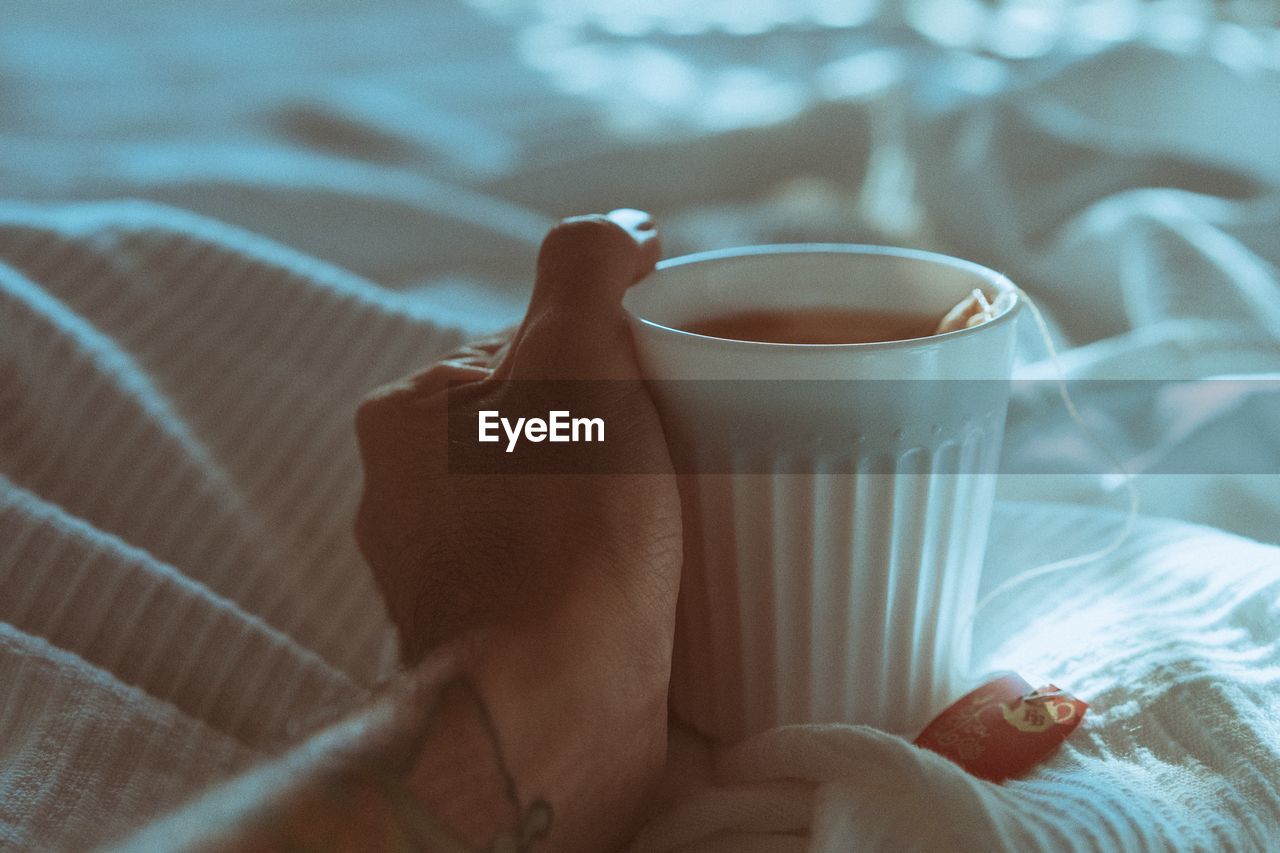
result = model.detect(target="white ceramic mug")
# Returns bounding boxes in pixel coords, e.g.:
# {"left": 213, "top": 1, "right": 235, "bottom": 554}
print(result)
{"left": 623, "top": 245, "right": 1021, "bottom": 741}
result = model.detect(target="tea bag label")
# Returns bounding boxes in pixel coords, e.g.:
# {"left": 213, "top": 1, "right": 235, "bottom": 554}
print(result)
{"left": 914, "top": 672, "right": 1087, "bottom": 783}
{"left": 935, "top": 288, "right": 997, "bottom": 335}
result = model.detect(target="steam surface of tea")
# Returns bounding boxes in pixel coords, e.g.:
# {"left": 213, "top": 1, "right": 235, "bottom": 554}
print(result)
{"left": 683, "top": 308, "right": 939, "bottom": 344}
{"left": 681, "top": 288, "right": 999, "bottom": 344}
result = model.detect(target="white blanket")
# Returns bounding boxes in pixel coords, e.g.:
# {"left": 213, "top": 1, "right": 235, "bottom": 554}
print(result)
{"left": 635, "top": 505, "right": 1280, "bottom": 851}
{"left": 2, "top": 2, "right": 1279, "bottom": 850}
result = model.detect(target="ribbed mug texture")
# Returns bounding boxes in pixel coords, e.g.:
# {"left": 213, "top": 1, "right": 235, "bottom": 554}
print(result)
{"left": 669, "top": 426, "right": 1003, "bottom": 740}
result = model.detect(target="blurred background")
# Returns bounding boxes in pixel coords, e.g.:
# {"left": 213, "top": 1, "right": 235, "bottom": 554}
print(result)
{"left": 4, "top": 0, "right": 1279, "bottom": 539}
{"left": 5, "top": 1, "right": 1277, "bottom": 292}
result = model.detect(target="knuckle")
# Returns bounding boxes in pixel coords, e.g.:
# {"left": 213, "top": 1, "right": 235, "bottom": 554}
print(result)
{"left": 353, "top": 381, "right": 427, "bottom": 460}
{"left": 353, "top": 387, "right": 400, "bottom": 446}
{"left": 354, "top": 363, "right": 454, "bottom": 448}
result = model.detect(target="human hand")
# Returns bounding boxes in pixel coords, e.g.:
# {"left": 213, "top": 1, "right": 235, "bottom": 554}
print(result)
{"left": 354, "top": 209, "right": 681, "bottom": 850}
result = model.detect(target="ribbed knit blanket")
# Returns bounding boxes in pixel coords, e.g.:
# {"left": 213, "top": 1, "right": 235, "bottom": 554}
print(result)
{"left": 0, "top": 202, "right": 450, "bottom": 848}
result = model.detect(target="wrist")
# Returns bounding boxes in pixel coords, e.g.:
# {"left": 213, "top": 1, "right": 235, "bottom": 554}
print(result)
{"left": 472, "top": 617, "right": 668, "bottom": 852}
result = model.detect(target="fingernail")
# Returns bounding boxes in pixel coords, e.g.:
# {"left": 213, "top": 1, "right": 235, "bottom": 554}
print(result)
{"left": 607, "top": 208, "right": 655, "bottom": 236}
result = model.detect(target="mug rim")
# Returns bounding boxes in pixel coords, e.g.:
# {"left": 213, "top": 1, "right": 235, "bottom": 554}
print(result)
{"left": 629, "top": 243, "right": 1022, "bottom": 351}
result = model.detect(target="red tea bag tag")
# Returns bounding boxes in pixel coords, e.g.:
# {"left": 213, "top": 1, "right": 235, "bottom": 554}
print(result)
{"left": 913, "top": 673, "right": 1087, "bottom": 783}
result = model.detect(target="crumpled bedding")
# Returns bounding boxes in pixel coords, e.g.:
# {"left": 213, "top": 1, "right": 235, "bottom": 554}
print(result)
{"left": 1, "top": 2, "right": 1278, "bottom": 850}
{"left": 635, "top": 504, "right": 1280, "bottom": 852}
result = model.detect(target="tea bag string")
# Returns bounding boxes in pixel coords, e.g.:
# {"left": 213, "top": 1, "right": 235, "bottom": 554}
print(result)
{"left": 966, "top": 287, "right": 1140, "bottom": 626}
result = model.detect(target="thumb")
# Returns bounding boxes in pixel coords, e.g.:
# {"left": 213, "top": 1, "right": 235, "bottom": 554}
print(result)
{"left": 496, "top": 209, "right": 660, "bottom": 381}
